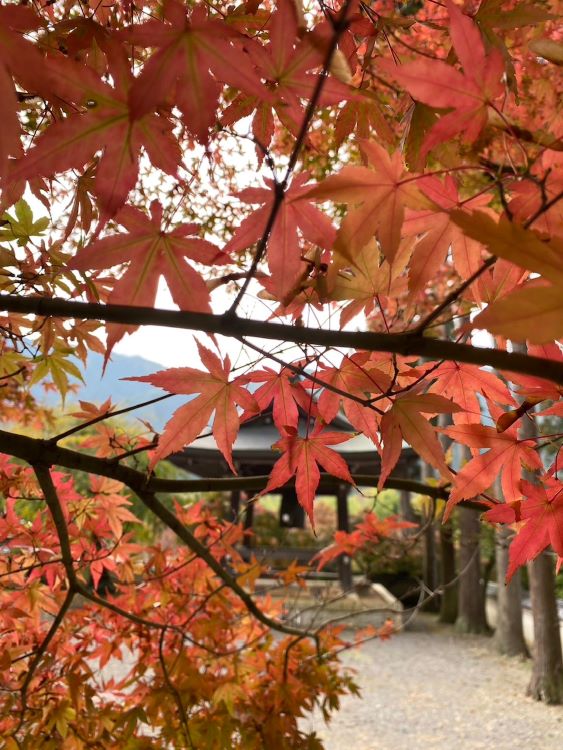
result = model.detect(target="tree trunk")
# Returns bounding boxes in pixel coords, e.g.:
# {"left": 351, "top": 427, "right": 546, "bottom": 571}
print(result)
{"left": 438, "top": 520, "right": 458, "bottom": 624}
{"left": 456, "top": 505, "right": 489, "bottom": 634}
{"left": 527, "top": 553, "right": 563, "bottom": 703}
{"left": 420, "top": 462, "right": 438, "bottom": 611}
{"left": 437, "top": 407, "right": 456, "bottom": 622}
{"left": 494, "top": 525, "right": 528, "bottom": 657}
{"left": 513, "top": 343, "right": 563, "bottom": 702}
{"left": 399, "top": 489, "right": 418, "bottom": 524}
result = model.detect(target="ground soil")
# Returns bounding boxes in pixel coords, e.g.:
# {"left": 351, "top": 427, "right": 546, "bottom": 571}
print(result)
{"left": 303, "top": 613, "right": 563, "bottom": 750}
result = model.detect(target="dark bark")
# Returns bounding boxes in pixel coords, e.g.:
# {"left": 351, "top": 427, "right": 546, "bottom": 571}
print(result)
{"left": 456, "top": 505, "right": 490, "bottom": 635}
{"left": 438, "top": 520, "right": 458, "bottom": 624}
{"left": 399, "top": 489, "right": 418, "bottom": 524}
{"left": 494, "top": 525, "right": 528, "bottom": 657}
{"left": 420, "top": 463, "right": 439, "bottom": 612}
{"left": 336, "top": 485, "right": 352, "bottom": 590}
{"left": 0, "top": 294, "right": 561, "bottom": 382}
{"left": 514, "top": 345, "right": 563, "bottom": 702}
{"left": 527, "top": 553, "right": 563, "bottom": 703}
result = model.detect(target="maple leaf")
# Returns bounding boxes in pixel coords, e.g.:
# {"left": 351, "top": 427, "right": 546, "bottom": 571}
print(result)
{"left": 224, "top": 173, "right": 336, "bottom": 301}
{"left": 379, "top": 393, "right": 460, "bottom": 490}
{"left": 477, "top": 283, "right": 563, "bottom": 343}
{"left": 264, "top": 423, "right": 355, "bottom": 526}
{"left": 315, "top": 352, "right": 392, "bottom": 445}
{"left": 379, "top": 0, "right": 504, "bottom": 157}
{"left": 428, "top": 361, "right": 514, "bottom": 424}
{"left": 323, "top": 239, "right": 408, "bottom": 326}
{"left": 69, "top": 397, "right": 114, "bottom": 421}
{"left": 334, "top": 91, "right": 394, "bottom": 149}
{"left": 314, "top": 529, "right": 364, "bottom": 570}
{"left": 442, "top": 423, "right": 542, "bottom": 519}
{"left": 402, "top": 175, "right": 489, "bottom": 296}
{"left": 450, "top": 211, "right": 563, "bottom": 283}
{"left": 221, "top": 0, "right": 350, "bottom": 151}
{"left": 120, "top": 0, "right": 272, "bottom": 144}
{"left": 9, "top": 50, "right": 181, "bottom": 217}
{"left": 69, "top": 200, "right": 227, "bottom": 356}
{"left": 450, "top": 211, "right": 563, "bottom": 342}
{"left": 127, "top": 342, "right": 257, "bottom": 473}
{"left": 314, "top": 513, "right": 417, "bottom": 571}
{"left": 484, "top": 478, "right": 563, "bottom": 582}
{"left": 0, "top": 7, "right": 50, "bottom": 184}
{"left": 239, "top": 366, "right": 314, "bottom": 432}
{"left": 506, "top": 344, "right": 563, "bottom": 404}
{"left": 508, "top": 154, "right": 563, "bottom": 239}
{"left": 89, "top": 476, "right": 139, "bottom": 539}
{"left": 306, "top": 139, "right": 424, "bottom": 263}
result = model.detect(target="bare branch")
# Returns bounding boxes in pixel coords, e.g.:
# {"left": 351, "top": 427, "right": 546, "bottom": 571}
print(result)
{"left": 1, "top": 295, "right": 561, "bottom": 382}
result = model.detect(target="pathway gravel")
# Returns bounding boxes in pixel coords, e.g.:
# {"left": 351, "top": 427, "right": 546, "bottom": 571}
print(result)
{"left": 303, "top": 614, "right": 563, "bottom": 750}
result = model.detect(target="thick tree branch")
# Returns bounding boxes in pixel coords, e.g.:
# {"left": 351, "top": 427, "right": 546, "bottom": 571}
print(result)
{"left": 1, "top": 295, "right": 561, "bottom": 382}
{"left": 0, "top": 427, "right": 448, "bottom": 497}
{"left": 132, "top": 487, "right": 313, "bottom": 639}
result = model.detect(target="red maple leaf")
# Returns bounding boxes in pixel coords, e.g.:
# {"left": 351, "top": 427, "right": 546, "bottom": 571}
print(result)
{"left": 224, "top": 173, "right": 336, "bottom": 301}
{"left": 379, "top": 0, "right": 504, "bottom": 157}
{"left": 306, "top": 139, "right": 424, "bottom": 263}
{"left": 379, "top": 393, "right": 460, "bottom": 490}
{"left": 428, "top": 360, "right": 514, "bottom": 424}
{"left": 9, "top": 47, "right": 181, "bottom": 217}
{"left": 403, "top": 175, "right": 490, "bottom": 296}
{"left": 222, "top": 0, "right": 350, "bottom": 151}
{"left": 264, "top": 423, "right": 355, "bottom": 526}
{"left": 314, "top": 513, "right": 417, "bottom": 571}
{"left": 127, "top": 342, "right": 257, "bottom": 473}
{"left": 485, "top": 478, "right": 563, "bottom": 582}
{"left": 442, "top": 423, "right": 543, "bottom": 518}
{"left": 0, "top": 7, "right": 47, "bottom": 182}
{"left": 69, "top": 200, "right": 228, "bottom": 356}
{"left": 240, "top": 366, "right": 315, "bottom": 432}
{"left": 316, "top": 353, "right": 392, "bottom": 446}
{"left": 120, "top": 0, "right": 272, "bottom": 144}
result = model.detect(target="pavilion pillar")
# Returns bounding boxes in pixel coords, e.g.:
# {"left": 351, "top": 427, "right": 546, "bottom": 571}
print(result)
{"left": 399, "top": 489, "right": 417, "bottom": 524}
{"left": 336, "top": 485, "right": 353, "bottom": 591}
{"left": 230, "top": 490, "right": 240, "bottom": 523}
{"left": 243, "top": 497, "right": 254, "bottom": 552}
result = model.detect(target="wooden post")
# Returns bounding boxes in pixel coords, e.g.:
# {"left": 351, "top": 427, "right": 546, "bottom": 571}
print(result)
{"left": 243, "top": 496, "right": 254, "bottom": 551}
{"left": 336, "top": 485, "right": 352, "bottom": 590}
{"left": 230, "top": 489, "right": 240, "bottom": 523}
{"left": 399, "top": 489, "right": 417, "bottom": 524}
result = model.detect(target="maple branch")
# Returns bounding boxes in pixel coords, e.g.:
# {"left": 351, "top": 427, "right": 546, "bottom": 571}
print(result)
{"left": 414, "top": 256, "right": 495, "bottom": 333}
{"left": 49, "top": 393, "right": 173, "bottom": 443}
{"left": 158, "top": 628, "right": 194, "bottom": 750}
{"left": 238, "top": 336, "right": 385, "bottom": 413}
{"left": 132, "top": 487, "right": 314, "bottom": 639}
{"left": 227, "top": 0, "right": 353, "bottom": 313}
{"left": 14, "top": 466, "right": 78, "bottom": 735}
{"left": 2, "top": 295, "right": 562, "bottom": 382}
{"left": 0, "top": 426, "right": 494, "bottom": 516}
{"left": 34, "top": 463, "right": 275, "bottom": 662}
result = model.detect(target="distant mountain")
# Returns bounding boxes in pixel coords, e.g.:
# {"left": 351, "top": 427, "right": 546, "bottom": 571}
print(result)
{"left": 36, "top": 351, "right": 185, "bottom": 429}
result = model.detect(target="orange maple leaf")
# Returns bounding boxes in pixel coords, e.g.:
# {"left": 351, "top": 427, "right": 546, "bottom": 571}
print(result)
{"left": 306, "top": 139, "right": 423, "bottom": 262}
{"left": 127, "top": 342, "right": 256, "bottom": 473}
{"left": 264, "top": 423, "right": 355, "bottom": 526}
{"left": 69, "top": 200, "right": 228, "bottom": 357}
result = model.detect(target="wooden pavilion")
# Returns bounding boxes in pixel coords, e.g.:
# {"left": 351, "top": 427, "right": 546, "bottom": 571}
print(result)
{"left": 170, "top": 408, "right": 420, "bottom": 589}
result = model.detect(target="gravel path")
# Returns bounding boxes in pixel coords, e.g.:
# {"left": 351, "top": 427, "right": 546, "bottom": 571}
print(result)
{"left": 304, "top": 614, "right": 563, "bottom": 750}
